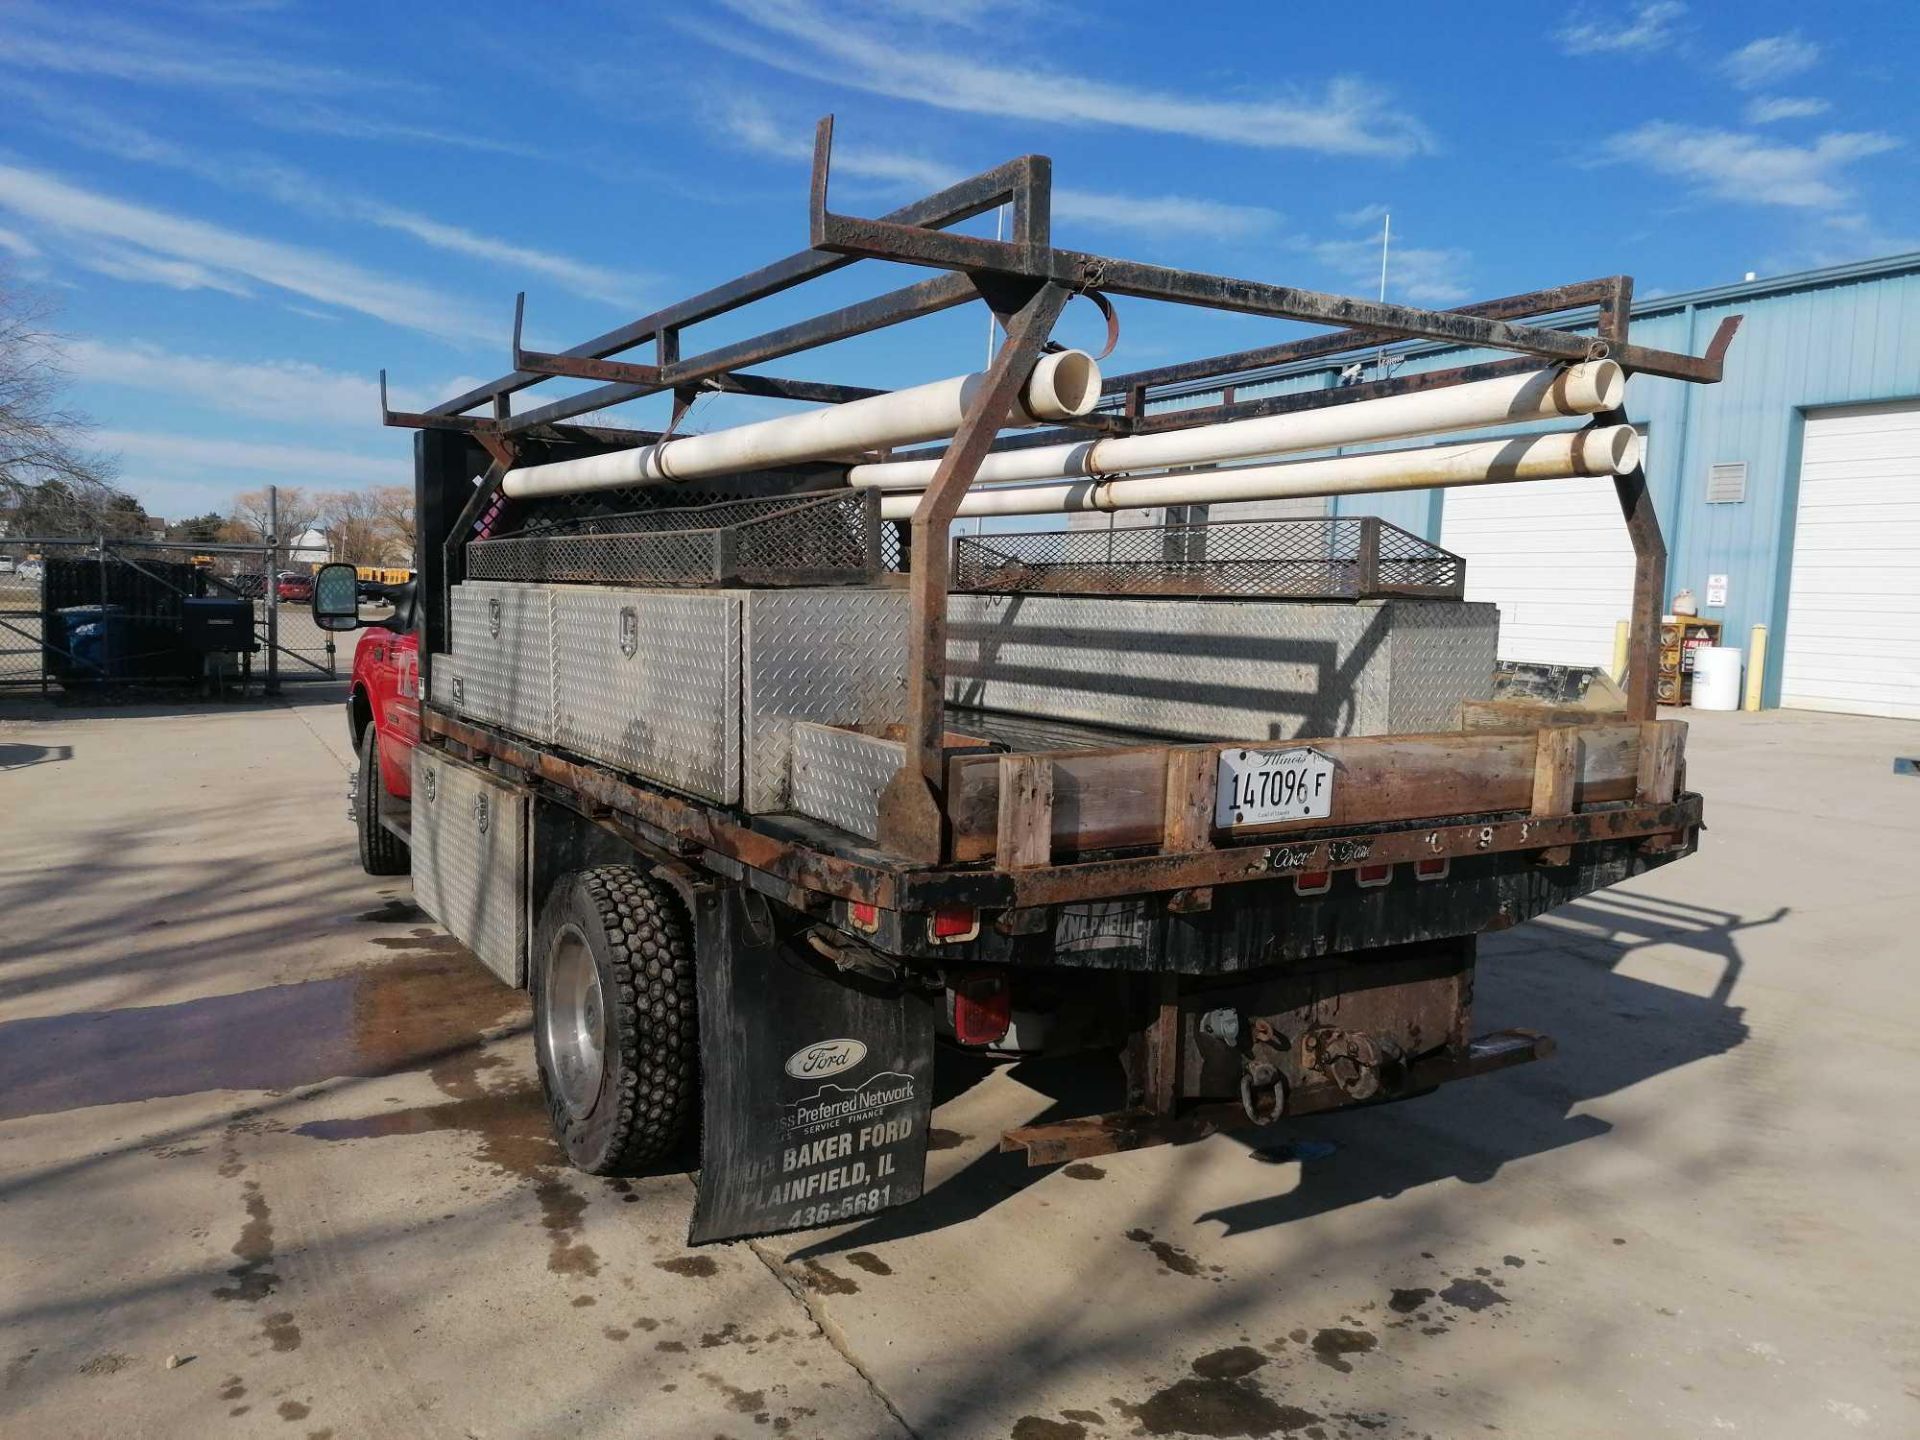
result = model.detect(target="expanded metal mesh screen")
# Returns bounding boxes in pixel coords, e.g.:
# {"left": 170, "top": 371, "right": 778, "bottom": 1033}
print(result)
{"left": 951, "top": 516, "right": 1463, "bottom": 600}
{"left": 466, "top": 489, "right": 881, "bottom": 587}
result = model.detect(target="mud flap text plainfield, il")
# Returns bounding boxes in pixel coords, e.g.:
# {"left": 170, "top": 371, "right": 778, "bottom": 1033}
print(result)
{"left": 690, "top": 888, "right": 935, "bottom": 1245}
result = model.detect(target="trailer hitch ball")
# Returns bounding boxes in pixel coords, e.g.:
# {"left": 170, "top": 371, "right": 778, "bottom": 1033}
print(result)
{"left": 1240, "top": 1061, "right": 1285, "bottom": 1125}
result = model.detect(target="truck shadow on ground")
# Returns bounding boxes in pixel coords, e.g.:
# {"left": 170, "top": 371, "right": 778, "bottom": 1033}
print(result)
{"left": 794, "top": 889, "right": 1779, "bottom": 1256}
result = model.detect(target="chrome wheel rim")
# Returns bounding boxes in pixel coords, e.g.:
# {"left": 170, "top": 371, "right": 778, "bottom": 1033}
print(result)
{"left": 544, "top": 926, "right": 605, "bottom": 1119}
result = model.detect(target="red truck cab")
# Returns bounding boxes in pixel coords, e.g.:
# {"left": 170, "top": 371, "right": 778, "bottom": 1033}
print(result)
{"left": 350, "top": 627, "right": 420, "bottom": 800}
{"left": 327, "top": 577, "right": 419, "bottom": 876}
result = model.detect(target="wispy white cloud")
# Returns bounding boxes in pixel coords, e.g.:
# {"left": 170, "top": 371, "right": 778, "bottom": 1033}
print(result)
{"left": 1555, "top": 2, "right": 1686, "bottom": 56}
{"left": 1722, "top": 34, "right": 1820, "bottom": 91}
{"left": 1305, "top": 234, "right": 1472, "bottom": 305}
{"left": 0, "top": 1, "right": 387, "bottom": 96}
{"left": 0, "top": 162, "right": 496, "bottom": 341}
{"left": 62, "top": 339, "right": 458, "bottom": 427}
{"left": 260, "top": 103, "right": 549, "bottom": 160}
{"left": 715, "top": 99, "right": 1280, "bottom": 239}
{"left": 0, "top": 227, "right": 41, "bottom": 260}
{"left": 1338, "top": 203, "right": 1390, "bottom": 228}
{"left": 73, "top": 243, "right": 256, "bottom": 298}
{"left": 98, "top": 429, "right": 408, "bottom": 487}
{"left": 692, "top": 1, "right": 1431, "bottom": 158}
{"left": 7, "top": 93, "right": 644, "bottom": 307}
{"left": 1743, "top": 96, "right": 1831, "bottom": 124}
{"left": 1598, "top": 123, "right": 1899, "bottom": 208}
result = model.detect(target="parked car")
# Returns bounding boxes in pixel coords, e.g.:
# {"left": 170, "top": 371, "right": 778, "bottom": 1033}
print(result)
{"left": 276, "top": 571, "right": 313, "bottom": 602}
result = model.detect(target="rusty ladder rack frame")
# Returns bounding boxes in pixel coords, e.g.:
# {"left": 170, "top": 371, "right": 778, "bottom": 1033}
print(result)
{"left": 384, "top": 116, "right": 1740, "bottom": 867}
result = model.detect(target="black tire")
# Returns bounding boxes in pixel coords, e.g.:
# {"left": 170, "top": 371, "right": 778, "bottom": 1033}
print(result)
{"left": 354, "top": 726, "right": 409, "bottom": 877}
{"left": 532, "top": 865, "right": 699, "bottom": 1174}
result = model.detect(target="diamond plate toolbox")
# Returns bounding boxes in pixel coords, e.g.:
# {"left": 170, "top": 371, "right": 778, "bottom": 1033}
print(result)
{"left": 790, "top": 721, "right": 904, "bottom": 841}
{"left": 449, "top": 580, "right": 556, "bottom": 743}
{"left": 551, "top": 586, "right": 741, "bottom": 804}
{"left": 1383, "top": 601, "right": 1499, "bottom": 732}
{"left": 743, "top": 589, "right": 910, "bottom": 813}
{"left": 946, "top": 595, "right": 1497, "bottom": 741}
{"left": 411, "top": 748, "right": 527, "bottom": 987}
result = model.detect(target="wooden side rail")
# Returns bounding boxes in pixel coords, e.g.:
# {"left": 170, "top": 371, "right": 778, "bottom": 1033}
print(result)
{"left": 953, "top": 722, "right": 1665, "bottom": 865}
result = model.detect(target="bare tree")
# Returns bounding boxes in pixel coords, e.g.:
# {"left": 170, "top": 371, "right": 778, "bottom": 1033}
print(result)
{"left": 316, "top": 488, "right": 385, "bottom": 564}
{"left": 0, "top": 275, "right": 133, "bottom": 536}
{"left": 223, "top": 486, "right": 321, "bottom": 546}
{"left": 370, "top": 484, "right": 414, "bottom": 562}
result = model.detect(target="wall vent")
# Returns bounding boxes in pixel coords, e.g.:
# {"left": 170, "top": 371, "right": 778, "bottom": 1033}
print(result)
{"left": 1705, "top": 461, "right": 1748, "bottom": 504}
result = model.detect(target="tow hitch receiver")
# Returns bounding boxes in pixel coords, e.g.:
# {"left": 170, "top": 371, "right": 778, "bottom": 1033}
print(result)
{"left": 689, "top": 889, "right": 935, "bottom": 1245}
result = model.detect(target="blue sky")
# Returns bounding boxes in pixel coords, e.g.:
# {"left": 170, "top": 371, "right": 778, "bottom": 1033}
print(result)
{"left": 1, "top": 0, "right": 1914, "bottom": 518}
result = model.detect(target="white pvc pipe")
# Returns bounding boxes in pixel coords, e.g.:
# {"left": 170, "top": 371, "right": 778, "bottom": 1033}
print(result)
{"left": 851, "top": 360, "right": 1623, "bottom": 492}
{"left": 501, "top": 350, "right": 1102, "bottom": 499}
{"left": 878, "top": 424, "right": 1641, "bottom": 521}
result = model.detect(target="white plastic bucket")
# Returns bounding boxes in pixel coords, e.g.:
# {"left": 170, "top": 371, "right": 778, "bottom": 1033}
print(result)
{"left": 1690, "top": 645, "right": 1742, "bottom": 711}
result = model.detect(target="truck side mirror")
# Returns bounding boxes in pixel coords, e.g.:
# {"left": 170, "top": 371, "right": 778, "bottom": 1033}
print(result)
{"left": 311, "top": 562, "right": 363, "bottom": 632}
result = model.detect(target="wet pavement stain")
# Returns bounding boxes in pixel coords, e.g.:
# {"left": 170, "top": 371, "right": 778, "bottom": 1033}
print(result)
{"left": 295, "top": 1083, "right": 558, "bottom": 1180}
{"left": 0, "top": 952, "right": 522, "bottom": 1120}
{"left": 603, "top": 1327, "right": 630, "bottom": 1342}
{"left": 1191, "top": 1346, "right": 1269, "bottom": 1380}
{"left": 655, "top": 1340, "right": 688, "bottom": 1354}
{"left": 77, "top": 1353, "right": 133, "bottom": 1377}
{"left": 277, "top": 1400, "right": 310, "bottom": 1421}
{"left": 217, "top": 1379, "right": 245, "bottom": 1401}
{"left": 1503, "top": 1254, "right": 1526, "bottom": 1267}
{"left": 211, "top": 1181, "right": 278, "bottom": 1303}
{"left": 654, "top": 1256, "right": 718, "bottom": 1279}
{"left": 535, "top": 1178, "right": 601, "bottom": 1277}
{"left": 1123, "top": 1377, "right": 1317, "bottom": 1437}
{"left": 1388, "top": 1287, "right": 1435, "bottom": 1314}
{"left": 1011, "top": 1418, "right": 1086, "bottom": 1440}
{"left": 1125, "top": 1228, "right": 1202, "bottom": 1278}
{"left": 796, "top": 1259, "right": 858, "bottom": 1295}
{"left": 845, "top": 1251, "right": 892, "bottom": 1277}
{"left": 570, "top": 1295, "right": 596, "bottom": 1308}
{"left": 261, "top": 1313, "right": 301, "bottom": 1352}
{"left": 356, "top": 900, "right": 424, "bottom": 923}
{"left": 699, "top": 1372, "right": 768, "bottom": 1414}
{"left": 1309, "top": 1328, "right": 1377, "bottom": 1373}
{"left": 1438, "top": 1278, "right": 1508, "bottom": 1313}
{"left": 1062, "top": 1163, "right": 1105, "bottom": 1181}
{"left": 925, "top": 1128, "right": 968, "bottom": 1151}
{"left": 1061, "top": 1411, "right": 1105, "bottom": 1426}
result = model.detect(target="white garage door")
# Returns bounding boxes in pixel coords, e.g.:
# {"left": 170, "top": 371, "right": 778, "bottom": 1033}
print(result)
{"left": 1780, "top": 401, "right": 1920, "bottom": 719}
{"left": 1439, "top": 475, "right": 1636, "bottom": 669}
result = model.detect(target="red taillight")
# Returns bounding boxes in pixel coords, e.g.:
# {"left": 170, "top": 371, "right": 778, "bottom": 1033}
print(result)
{"left": 1415, "top": 857, "right": 1450, "bottom": 881}
{"left": 930, "top": 905, "right": 980, "bottom": 943}
{"left": 848, "top": 900, "right": 881, "bottom": 932}
{"left": 1294, "top": 870, "right": 1331, "bottom": 896}
{"left": 952, "top": 973, "right": 1011, "bottom": 1045}
{"left": 1356, "top": 862, "right": 1393, "bottom": 887}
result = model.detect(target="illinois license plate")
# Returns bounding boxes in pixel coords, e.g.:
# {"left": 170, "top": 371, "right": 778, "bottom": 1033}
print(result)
{"left": 1215, "top": 746, "right": 1336, "bottom": 828}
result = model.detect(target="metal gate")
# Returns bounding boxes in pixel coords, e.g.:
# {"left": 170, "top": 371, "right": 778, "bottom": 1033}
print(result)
{"left": 0, "top": 535, "right": 341, "bottom": 695}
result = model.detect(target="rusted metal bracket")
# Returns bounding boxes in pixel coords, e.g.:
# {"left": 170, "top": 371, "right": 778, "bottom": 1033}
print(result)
{"left": 875, "top": 277, "right": 1071, "bottom": 862}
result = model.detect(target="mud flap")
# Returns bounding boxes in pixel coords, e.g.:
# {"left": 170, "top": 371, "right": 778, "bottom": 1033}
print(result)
{"left": 689, "top": 887, "right": 935, "bottom": 1246}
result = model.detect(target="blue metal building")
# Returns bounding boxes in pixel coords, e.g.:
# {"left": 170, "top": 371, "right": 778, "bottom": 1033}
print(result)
{"left": 1151, "top": 253, "right": 1920, "bottom": 717}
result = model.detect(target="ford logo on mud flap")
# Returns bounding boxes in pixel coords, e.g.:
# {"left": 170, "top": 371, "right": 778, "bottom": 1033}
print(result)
{"left": 784, "top": 1039, "right": 866, "bottom": 1080}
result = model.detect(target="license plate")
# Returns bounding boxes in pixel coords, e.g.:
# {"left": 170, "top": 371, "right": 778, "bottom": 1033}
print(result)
{"left": 1215, "top": 746, "right": 1336, "bottom": 828}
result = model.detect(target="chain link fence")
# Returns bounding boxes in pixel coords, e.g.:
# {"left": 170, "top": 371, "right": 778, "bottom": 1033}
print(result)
{"left": 0, "top": 535, "right": 344, "bottom": 696}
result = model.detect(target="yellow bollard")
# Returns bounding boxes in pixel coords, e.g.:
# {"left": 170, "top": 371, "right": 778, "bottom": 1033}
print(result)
{"left": 1744, "top": 625, "right": 1768, "bottom": 711}
{"left": 1611, "top": 619, "right": 1630, "bottom": 683}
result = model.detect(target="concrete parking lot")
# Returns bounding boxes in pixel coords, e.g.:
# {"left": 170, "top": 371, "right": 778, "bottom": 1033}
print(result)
{"left": 2, "top": 688, "right": 1916, "bottom": 1439}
